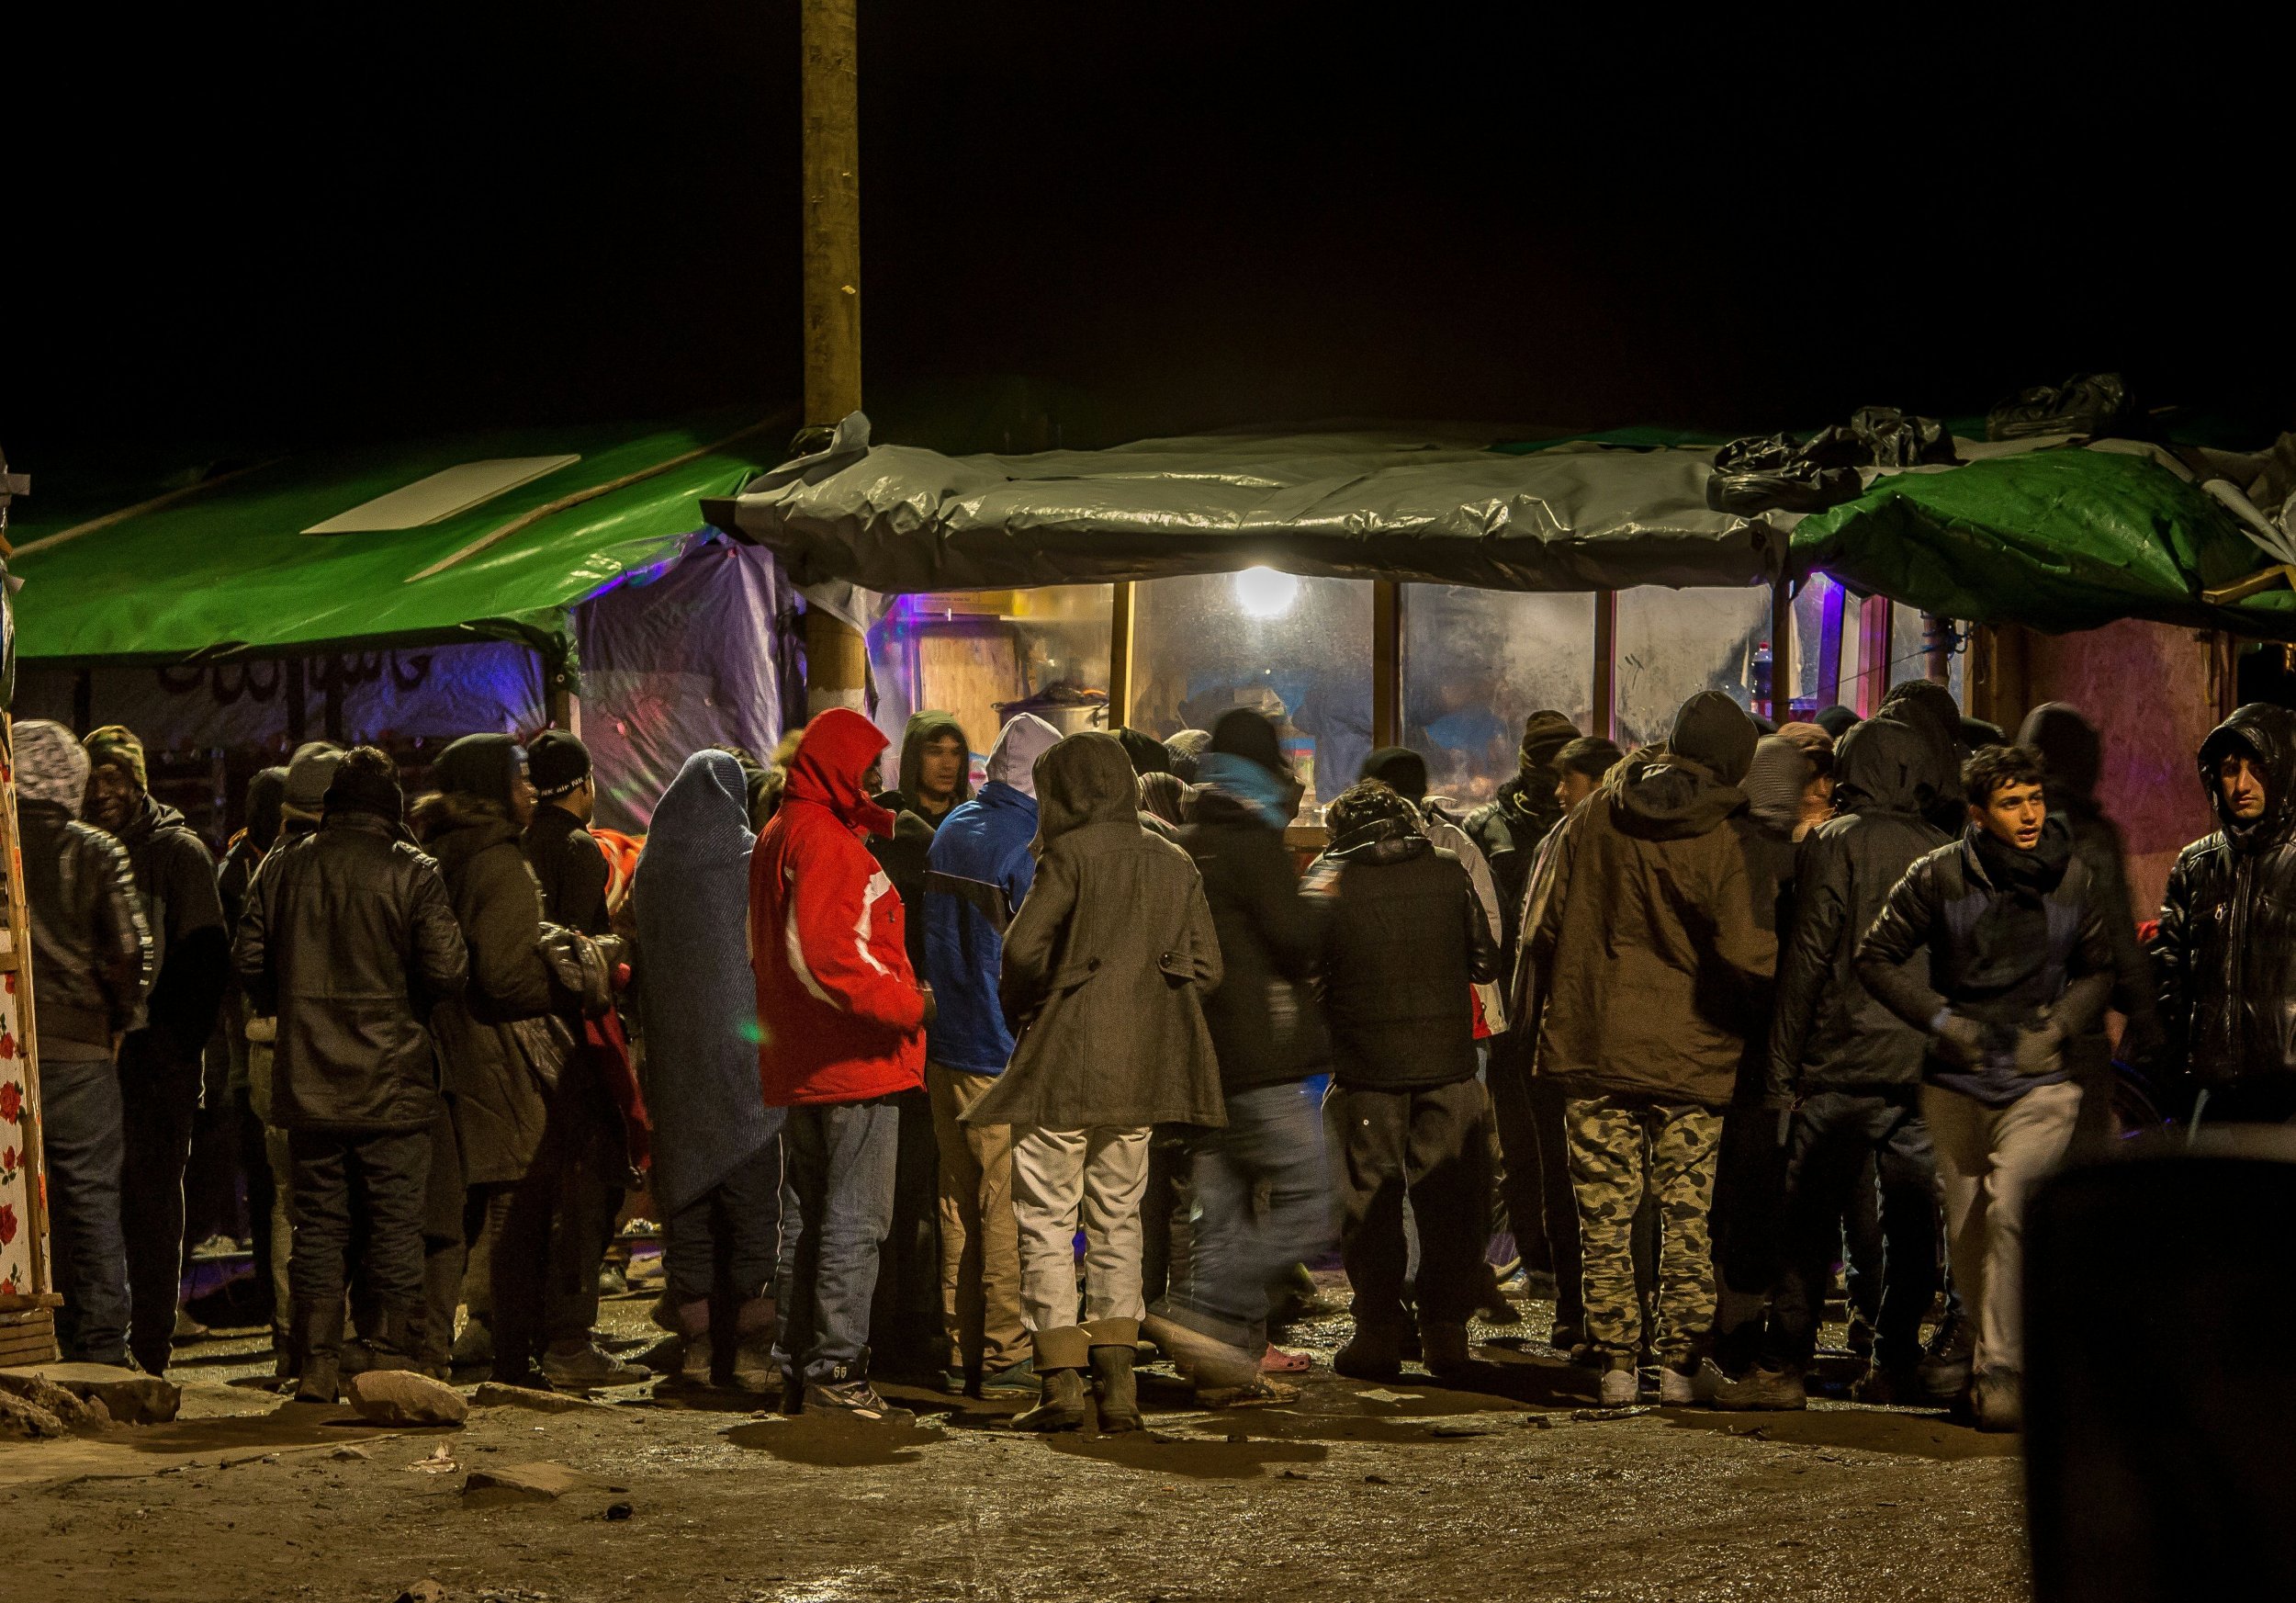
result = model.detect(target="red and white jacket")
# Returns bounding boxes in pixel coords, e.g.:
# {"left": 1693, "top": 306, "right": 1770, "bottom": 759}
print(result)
{"left": 748, "top": 708, "right": 928, "bottom": 1108}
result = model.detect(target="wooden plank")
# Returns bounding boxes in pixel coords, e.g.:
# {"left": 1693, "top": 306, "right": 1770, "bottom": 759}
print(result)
{"left": 1593, "top": 591, "right": 1619, "bottom": 742}
{"left": 1, "top": 717, "right": 53, "bottom": 1301}
{"left": 1106, "top": 581, "right": 1136, "bottom": 729}
{"left": 1371, "top": 581, "right": 1401, "bottom": 749}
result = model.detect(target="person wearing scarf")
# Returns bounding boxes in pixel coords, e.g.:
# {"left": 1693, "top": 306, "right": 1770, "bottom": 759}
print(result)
{"left": 1143, "top": 708, "right": 1333, "bottom": 1404}
{"left": 1857, "top": 743, "right": 2115, "bottom": 1432}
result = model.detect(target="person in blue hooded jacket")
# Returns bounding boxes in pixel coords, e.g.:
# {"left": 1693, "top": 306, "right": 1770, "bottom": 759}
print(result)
{"left": 633, "top": 750, "right": 784, "bottom": 1395}
{"left": 920, "top": 712, "right": 1062, "bottom": 1396}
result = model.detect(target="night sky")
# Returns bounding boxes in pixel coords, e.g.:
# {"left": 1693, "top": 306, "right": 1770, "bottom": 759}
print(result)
{"left": 12, "top": 8, "right": 2287, "bottom": 484}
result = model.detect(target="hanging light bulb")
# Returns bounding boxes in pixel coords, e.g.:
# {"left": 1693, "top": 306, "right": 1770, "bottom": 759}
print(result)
{"left": 1233, "top": 565, "right": 1300, "bottom": 619}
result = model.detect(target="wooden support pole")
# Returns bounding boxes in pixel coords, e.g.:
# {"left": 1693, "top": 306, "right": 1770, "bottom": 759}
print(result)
{"left": 1371, "top": 581, "right": 1401, "bottom": 749}
{"left": 1593, "top": 590, "right": 1618, "bottom": 742}
{"left": 1106, "top": 581, "right": 1136, "bottom": 730}
{"left": 1770, "top": 574, "right": 1795, "bottom": 723}
{"left": 800, "top": 0, "right": 867, "bottom": 717}
{"left": 1855, "top": 595, "right": 1892, "bottom": 717}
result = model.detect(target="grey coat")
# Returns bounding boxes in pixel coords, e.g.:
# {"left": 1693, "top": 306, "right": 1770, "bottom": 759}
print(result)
{"left": 967, "top": 732, "right": 1226, "bottom": 1130}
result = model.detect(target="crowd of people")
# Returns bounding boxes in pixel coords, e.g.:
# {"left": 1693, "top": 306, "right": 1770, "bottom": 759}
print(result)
{"left": 11, "top": 672, "right": 2290, "bottom": 1437}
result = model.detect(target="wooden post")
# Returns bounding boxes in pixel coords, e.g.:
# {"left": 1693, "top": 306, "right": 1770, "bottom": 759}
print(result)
{"left": 1770, "top": 573, "right": 1795, "bottom": 723}
{"left": 1106, "top": 581, "right": 1136, "bottom": 730}
{"left": 800, "top": 0, "right": 868, "bottom": 717}
{"left": 1855, "top": 595, "right": 1892, "bottom": 717}
{"left": 1593, "top": 590, "right": 1618, "bottom": 742}
{"left": 1371, "top": 581, "right": 1401, "bottom": 749}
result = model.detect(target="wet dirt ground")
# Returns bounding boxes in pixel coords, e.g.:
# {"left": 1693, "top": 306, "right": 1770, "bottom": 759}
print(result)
{"left": 1, "top": 1282, "right": 2028, "bottom": 1603}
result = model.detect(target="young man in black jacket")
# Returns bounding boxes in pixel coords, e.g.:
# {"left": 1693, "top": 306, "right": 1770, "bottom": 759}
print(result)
{"left": 2155, "top": 702, "right": 2296, "bottom": 1127}
{"left": 1718, "top": 717, "right": 1949, "bottom": 1409}
{"left": 1144, "top": 708, "right": 1334, "bottom": 1399}
{"left": 522, "top": 730, "right": 611, "bottom": 936}
{"left": 14, "top": 721, "right": 152, "bottom": 1366}
{"left": 1856, "top": 743, "right": 2114, "bottom": 1431}
{"left": 1307, "top": 780, "right": 1498, "bottom": 1381}
{"left": 236, "top": 748, "right": 469, "bottom": 1401}
{"left": 81, "top": 724, "right": 230, "bottom": 1375}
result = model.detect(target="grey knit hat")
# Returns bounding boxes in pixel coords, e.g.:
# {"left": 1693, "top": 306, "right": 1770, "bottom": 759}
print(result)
{"left": 14, "top": 720, "right": 90, "bottom": 815}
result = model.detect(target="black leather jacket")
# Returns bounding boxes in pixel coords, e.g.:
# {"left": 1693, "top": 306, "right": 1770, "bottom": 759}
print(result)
{"left": 2156, "top": 703, "right": 2296, "bottom": 1089}
{"left": 19, "top": 800, "right": 152, "bottom": 1054}
{"left": 234, "top": 811, "right": 469, "bottom": 1132}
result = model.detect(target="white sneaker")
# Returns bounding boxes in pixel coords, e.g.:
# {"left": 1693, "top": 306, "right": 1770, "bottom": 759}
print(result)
{"left": 1658, "top": 1366, "right": 1698, "bottom": 1405}
{"left": 1598, "top": 1367, "right": 1639, "bottom": 1406}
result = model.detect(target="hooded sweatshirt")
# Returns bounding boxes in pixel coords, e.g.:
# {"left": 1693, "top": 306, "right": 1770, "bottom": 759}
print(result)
{"left": 749, "top": 708, "right": 926, "bottom": 1107}
{"left": 2016, "top": 701, "right": 2163, "bottom": 1066}
{"left": 965, "top": 732, "right": 1225, "bottom": 1129}
{"left": 876, "top": 709, "right": 973, "bottom": 826}
{"left": 922, "top": 713, "right": 1062, "bottom": 1077}
{"left": 2156, "top": 702, "right": 2296, "bottom": 1087}
{"left": 1878, "top": 678, "right": 1969, "bottom": 836}
{"left": 634, "top": 751, "right": 772, "bottom": 1214}
{"left": 1766, "top": 717, "right": 1952, "bottom": 1101}
{"left": 1529, "top": 691, "right": 1776, "bottom": 1106}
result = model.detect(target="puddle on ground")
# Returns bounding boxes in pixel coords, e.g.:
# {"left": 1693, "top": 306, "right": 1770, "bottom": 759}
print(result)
{"left": 1657, "top": 1403, "right": 2018, "bottom": 1462}
{"left": 1045, "top": 1428, "right": 1326, "bottom": 1480}
{"left": 726, "top": 1411, "right": 947, "bottom": 1467}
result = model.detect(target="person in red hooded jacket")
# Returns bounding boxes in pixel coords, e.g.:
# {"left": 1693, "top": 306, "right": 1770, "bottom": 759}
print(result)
{"left": 748, "top": 708, "right": 931, "bottom": 1417}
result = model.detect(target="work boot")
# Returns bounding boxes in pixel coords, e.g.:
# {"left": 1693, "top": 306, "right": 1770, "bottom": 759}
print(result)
{"left": 665, "top": 1299, "right": 713, "bottom": 1393}
{"left": 1704, "top": 1364, "right": 1807, "bottom": 1411}
{"left": 1968, "top": 1367, "right": 2022, "bottom": 1433}
{"left": 1334, "top": 1325, "right": 1405, "bottom": 1383}
{"left": 1917, "top": 1313, "right": 1974, "bottom": 1403}
{"left": 1013, "top": 1367, "right": 1090, "bottom": 1432}
{"left": 290, "top": 1301, "right": 345, "bottom": 1405}
{"left": 1419, "top": 1322, "right": 1474, "bottom": 1383}
{"left": 1596, "top": 1362, "right": 1639, "bottom": 1407}
{"left": 730, "top": 1297, "right": 780, "bottom": 1395}
{"left": 540, "top": 1338, "right": 653, "bottom": 1392}
{"left": 1089, "top": 1345, "right": 1142, "bottom": 1434}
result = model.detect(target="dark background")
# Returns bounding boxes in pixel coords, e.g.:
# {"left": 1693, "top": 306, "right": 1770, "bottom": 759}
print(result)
{"left": 10, "top": 6, "right": 2288, "bottom": 480}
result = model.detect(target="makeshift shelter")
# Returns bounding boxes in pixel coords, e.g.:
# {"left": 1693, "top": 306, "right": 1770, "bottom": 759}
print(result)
{"left": 6, "top": 412, "right": 804, "bottom": 831}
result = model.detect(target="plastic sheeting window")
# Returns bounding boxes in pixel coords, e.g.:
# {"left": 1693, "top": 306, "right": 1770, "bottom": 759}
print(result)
{"left": 1612, "top": 586, "right": 1773, "bottom": 751}
{"left": 1788, "top": 574, "right": 1864, "bottom": 717}
{"left": 866, "top": 586, "right": 1114, "bottom": 765}
{"left": 1127, "top": 570, "right": 1371, "bottom": 809}
{"left": 1401, "top": 587, "right": 1596, "bottom": 807}
{"left": 1890, "top": 605, "right": 1966, "bottom": 706}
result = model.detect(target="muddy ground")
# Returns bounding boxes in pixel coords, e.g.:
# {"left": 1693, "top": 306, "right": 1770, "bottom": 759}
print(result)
{"left": 2, "top": 1285, "right": 2028, "bottom": 1603}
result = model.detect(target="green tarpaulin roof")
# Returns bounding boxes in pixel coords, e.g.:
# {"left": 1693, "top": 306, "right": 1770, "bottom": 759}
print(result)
{"left": 6, "top": 412, "right": 775, "bottom": 667}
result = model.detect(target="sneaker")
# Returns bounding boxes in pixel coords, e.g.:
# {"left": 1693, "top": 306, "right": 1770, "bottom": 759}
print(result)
{"left": 803, "top": 1373, "right": 911, "bottom": 1423}
{"left": 540, "top": 1340, "right": 653, "bottom": 1391}
{"left": 1597, "top": 1366, "right": 1639, "bottom": 1406}
{"left": 1917, "top": 1314, "right": 1974, "bottom": 1403}
{"left": 1658, "top": 1365, "right": 1702, "bottom": 1406}
{"left": 597, "top": 1263, "right": 629, "bottom": 1298}
{"left": 1704, "top": 1364, "right": 1807, "bottom": 1412}
{"left": 976, "top": 1360, "right": 1038, "bottom": 1400}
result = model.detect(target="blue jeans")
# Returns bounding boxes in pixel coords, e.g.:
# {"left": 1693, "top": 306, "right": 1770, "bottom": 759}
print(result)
{"left": 774, "top": 1098, "right": 899, "bottom": 1383}
{"left": 1154, "top": 1079, "right": 1334, "bottom": 1350}
{"left": 665, "top": 1122, "right": 786, "bottom": 1305}
{"left": 43, "top": 1053, "right": 131, "bottom": 1365}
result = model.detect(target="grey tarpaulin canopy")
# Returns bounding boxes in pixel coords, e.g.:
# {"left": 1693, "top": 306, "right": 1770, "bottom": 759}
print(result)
{"left": 702, "top": 414, "right": 1785, "bottom": 593}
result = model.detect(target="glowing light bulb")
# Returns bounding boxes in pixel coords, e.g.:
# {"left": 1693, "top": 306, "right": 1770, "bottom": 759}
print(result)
{"left": 1233, "top": 565, "right": 1300, "bottom": 619}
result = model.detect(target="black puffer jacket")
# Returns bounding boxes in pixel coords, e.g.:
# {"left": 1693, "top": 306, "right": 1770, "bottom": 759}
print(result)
{"left": 414, "top": 792, "right": 565, "bottom": 1183}
{"left": 1767, "top": 718, "right": 1951, "bottom": 1102}
{"left": 1308, "top": 821, "right": 1497, "bottom": 1091}
{"left": 18, "top": 800, "right": 152, "bottom": 1055}
{"left": 1463, "top": 776, "right": 1564, "bottom": 963}
{"left": 234, "top": 813, "right": 469, "bottom": 1131}
{"left": 1180, "top": 791, "right": 1330, "bottom": 1092}
{"left": 2155, "top": 703, "right": 2296, "bottom": 1089}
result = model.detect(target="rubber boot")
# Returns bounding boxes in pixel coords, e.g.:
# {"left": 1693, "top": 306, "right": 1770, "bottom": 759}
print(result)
{"left": 731, "top": 1296, "right": 780, "bottom": 1395}
{"left": 291, "top": 1300, "right": 346, "bottom": 1405}
{"left": 1089, "top": 1345, "right": 1141, "bottom": 1434}
{"left": 669, "top": 1299, "right": 713, "bottom": 1392}
{"left": 1013, "top": 1368, "right": 1089, "bottom": 1432}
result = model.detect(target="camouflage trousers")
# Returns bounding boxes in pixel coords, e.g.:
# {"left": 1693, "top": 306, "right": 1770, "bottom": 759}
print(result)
{"left": 1564, "top": 1097, "right": 1723, "bottom": 1364}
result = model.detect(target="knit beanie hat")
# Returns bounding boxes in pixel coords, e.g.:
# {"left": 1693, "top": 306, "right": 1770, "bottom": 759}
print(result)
{"left": 526, "top": 729, "right": 592, "bottom": 799}
{"left": 433, "top": 733, "right": 525, "bottom": 809}
{"left": 1812, "top": 704, "right": 1858, "bottom": 741}
{"left": 283, "top": 741, "right": 346, "bottom": 820}
{"left": 1164, "top": 728, "right": 1212, "bottom": 784}
{"left": 1670, "top": 691, "right": 1760, "bottom": 787}
{"left": 15, "top": 719, "right": 91, "bottom": 814}
{"left": 1359, "top": 747, "right": 1430, "bottom": 805}
{"left": 1208, "top": 708, "right": 1288, "bottom": 778}
{"left": 83, "top": 724, "right": 147, "bottom": 794}
{"left": 1741, "top": 736, "right": 1813, "bottom": 832}
{"left": 1517, "top": 710, "right": 1580, "bottom": 783}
